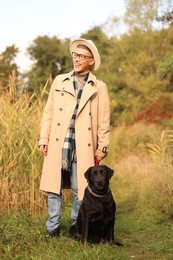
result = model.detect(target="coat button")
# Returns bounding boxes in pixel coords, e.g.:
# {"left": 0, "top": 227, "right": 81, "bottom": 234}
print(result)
{"left": 56, "top": 138, "right": 59, "bottom": 141}
{"left": 88, "top": 127, "right": 91, "bottom": 131}
{"left": 89, "top": 112, "right": 91, "bottom": 116}
{"left": 61, "top": 93, "right": 64, "bottom": 96}
{"left": 59, "top": 108, "right": 63, "bottom": 111}
{"left": 88, "top": 143, "right": 91, "bottom": 147}
{"left": 57, "top": 123, "right": 60, "bottom": 126}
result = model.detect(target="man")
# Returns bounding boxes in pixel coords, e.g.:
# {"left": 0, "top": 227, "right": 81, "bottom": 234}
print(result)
{"left": 38, "top": 38, "right": 110, "bottom": 237}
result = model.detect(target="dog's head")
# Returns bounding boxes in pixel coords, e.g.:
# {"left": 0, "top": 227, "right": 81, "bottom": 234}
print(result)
{"left": 84, "top": 165, "right": 114, "bottom": 195}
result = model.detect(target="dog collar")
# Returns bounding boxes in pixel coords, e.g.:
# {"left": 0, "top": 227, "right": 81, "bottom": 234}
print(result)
{"left": 87, "top": 186, "right": 110, "bottom": 198}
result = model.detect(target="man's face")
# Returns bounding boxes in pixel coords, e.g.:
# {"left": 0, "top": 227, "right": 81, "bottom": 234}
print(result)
{"left": 72, "top": 46, "right": 94, "bottom": 74}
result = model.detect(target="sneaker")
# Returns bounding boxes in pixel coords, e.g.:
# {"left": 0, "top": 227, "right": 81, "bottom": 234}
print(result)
{"left": 47, "top": 227, "right": 60, "bottom": 237}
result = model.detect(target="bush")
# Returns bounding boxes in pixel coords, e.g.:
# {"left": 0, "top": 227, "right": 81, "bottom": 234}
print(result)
{"left": 136, "top": 96, "right": 173, "bottom": 125}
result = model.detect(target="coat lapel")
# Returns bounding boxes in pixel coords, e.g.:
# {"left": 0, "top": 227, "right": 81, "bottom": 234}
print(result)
{"left": 64, "top": 81, "right": 75, "bottom": 97}
{"left": 77, "top": 83, "right": 97, "bottom": 116}
{"left": 77, "top": 72, "right": 97, "bottom": 116}
{"left": 55, "top": 71, "right": 76, "bottom": 97}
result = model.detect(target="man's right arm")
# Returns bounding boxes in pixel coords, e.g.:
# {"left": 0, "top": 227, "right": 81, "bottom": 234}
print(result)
{"left": 39, "top": 144, "right": 48, "bottom": 155}
{"left": 38, "top": 78, "right": 55, "bottom": 149}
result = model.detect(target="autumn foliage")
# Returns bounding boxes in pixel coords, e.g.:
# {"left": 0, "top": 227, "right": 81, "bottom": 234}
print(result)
{"left": 136, "top": 96, "right": 173, "bottom": 124}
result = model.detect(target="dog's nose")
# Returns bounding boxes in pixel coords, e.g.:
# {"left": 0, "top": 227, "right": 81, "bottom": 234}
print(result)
{"left": 97, "top": 180, "right": 103, "bottom": 185}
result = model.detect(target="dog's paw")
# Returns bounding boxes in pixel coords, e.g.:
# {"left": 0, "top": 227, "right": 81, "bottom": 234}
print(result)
{"left": 69, "top": 225, "right": 81, "bottom": 241}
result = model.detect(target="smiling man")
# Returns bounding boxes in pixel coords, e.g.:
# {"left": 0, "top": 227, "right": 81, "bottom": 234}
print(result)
{"left": 38, "top": 38, "right": 110, "bottom": 237}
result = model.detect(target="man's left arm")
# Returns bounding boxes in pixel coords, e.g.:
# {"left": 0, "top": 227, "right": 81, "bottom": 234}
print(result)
{"left": 95, "top": 81, "right": 110, "bottom": 163}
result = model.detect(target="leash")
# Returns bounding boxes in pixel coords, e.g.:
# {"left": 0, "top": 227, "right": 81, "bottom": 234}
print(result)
{"left": 94, "top": 157, "right": 100, "bottom": 166}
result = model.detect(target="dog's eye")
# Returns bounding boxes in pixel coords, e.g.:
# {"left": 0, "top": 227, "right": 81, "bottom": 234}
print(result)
{"left": 92, "top": 172, "right": 97, "bottom": 177}
{"left": 100, "top": 170, "right": 105, "bottom": 175}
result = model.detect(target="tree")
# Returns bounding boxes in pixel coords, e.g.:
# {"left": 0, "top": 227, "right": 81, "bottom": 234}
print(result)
{"left": 156, "top": 6, "right": 173, "bottom": 24}
{"left": 0, "top": 45, "right": 19, "bottom": 90}
{"left": 124, "top": 0, "right": 162, "bottom": 31}
{"left": 156, "top": 6, "right": 173, "bottom": 90}
{"left": 25, "top": 36, "right": 72, "bottom": 93}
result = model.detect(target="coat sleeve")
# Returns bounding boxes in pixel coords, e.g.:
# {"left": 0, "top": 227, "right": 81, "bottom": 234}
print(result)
{"left": 38, "top": 77, "right": 57, "bottom": 146}
{"left": 95, "top": 81, "right": 110, "bottom": 158}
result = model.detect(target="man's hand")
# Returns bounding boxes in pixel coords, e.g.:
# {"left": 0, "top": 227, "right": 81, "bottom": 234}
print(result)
{"left": 39, "top": 145, "right": 48, "bottom": 155}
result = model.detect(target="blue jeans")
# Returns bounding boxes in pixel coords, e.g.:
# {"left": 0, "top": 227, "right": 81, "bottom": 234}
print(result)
{"left": 46, "top": 161, "right": 81, "bottom": 232}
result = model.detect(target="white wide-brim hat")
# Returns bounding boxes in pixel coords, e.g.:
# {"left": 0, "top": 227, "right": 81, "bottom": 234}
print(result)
{"left": 70, "top": 38, "right": 101, "bottom": 71}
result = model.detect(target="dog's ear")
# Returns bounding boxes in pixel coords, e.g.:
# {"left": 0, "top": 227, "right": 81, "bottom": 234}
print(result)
{"left": 84, "top": 167, "right": 92, "bottom": 181}
{"left": 105, "top": 166, "right": 114, "bottom": 179}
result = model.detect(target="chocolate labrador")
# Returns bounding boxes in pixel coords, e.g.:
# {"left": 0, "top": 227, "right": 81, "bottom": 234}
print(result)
{"left": 69, "top": 165, "right": 121, "bottom": 245}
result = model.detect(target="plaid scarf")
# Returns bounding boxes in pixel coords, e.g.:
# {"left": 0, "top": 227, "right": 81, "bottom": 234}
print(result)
{"left": 62, "top": 71, "right": 89, "bottom": 170}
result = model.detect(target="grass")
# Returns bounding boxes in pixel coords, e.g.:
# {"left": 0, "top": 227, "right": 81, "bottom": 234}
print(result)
{"left": 0, "top": 200, "right": 173, "bottom": 259}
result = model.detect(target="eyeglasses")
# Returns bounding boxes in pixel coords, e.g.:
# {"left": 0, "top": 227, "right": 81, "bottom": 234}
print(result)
{"left": 72, "top": 52, "right": 93, "bottom": 61}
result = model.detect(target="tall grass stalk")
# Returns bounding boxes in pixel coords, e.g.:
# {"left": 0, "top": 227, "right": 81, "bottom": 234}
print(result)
{"left": 1, "top": 74, "right": 49, "bottom": 214}
{"left": 107, "top": 124, "right": 173, "bottom": 214}
{"left": 0, "top": 72, "right": 71, "bottom": 215}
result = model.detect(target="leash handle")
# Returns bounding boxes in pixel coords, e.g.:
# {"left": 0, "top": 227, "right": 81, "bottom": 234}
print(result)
{"left": 94, "top": 157, "right": 100, "bottom": 166}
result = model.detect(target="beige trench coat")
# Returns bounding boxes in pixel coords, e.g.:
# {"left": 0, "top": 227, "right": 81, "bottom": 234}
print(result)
{"left": 38, "top": 71, "right": 110, "bottom": 200}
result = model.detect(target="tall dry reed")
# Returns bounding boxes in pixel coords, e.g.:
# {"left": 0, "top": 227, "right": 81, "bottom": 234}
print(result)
{"left": 1, "top": 74, "right": 43, "bottom": 214}
{"left": 108, "top": 124, "right": 173, "bottom": 214}
{"left": 0, "top": 72, "right": 71, "bottom": 215}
